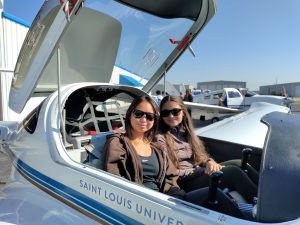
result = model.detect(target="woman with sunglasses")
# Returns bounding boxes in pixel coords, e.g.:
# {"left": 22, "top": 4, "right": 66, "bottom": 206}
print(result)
{"left": 155, "top": 95, "right": 258, "bottom": 204}
{"left": 104, "top": 95, "right": 184, "bottom": 198}
{"left": 104, "top": 95, "right": 244, "bottom": 218}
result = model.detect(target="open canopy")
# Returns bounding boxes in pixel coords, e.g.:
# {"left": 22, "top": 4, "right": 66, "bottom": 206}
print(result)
{"left": 9, "top": 0, "right": 216, "bottom": 113}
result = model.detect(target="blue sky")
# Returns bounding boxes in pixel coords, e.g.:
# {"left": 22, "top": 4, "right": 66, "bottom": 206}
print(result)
{"left": 4, "top": 0, "right": 300, "bottom": 91}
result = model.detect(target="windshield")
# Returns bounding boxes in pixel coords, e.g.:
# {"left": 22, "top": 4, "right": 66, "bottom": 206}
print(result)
{"left": 86, "top": 0, "right": 193, "bottom": 87}
{"left": 10, "top": 0, "right": 215, "bottom": 114}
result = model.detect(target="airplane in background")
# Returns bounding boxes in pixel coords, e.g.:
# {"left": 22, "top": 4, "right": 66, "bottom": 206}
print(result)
{"left": 151, "top": 82, "right": 240, "bottom": 124}
{"left": 193, "top": 87, "right": 295, "bottom": 110}
{"left": 1, "top": 0, "right": 300, "bottom": 225}
{"left": 183, "top": 101, "right": 239, "bottom": 123}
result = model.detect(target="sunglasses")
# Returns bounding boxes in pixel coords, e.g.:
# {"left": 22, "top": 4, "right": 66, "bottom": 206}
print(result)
{"left": 161, "top": 108, "right": 182, "bottom": 117}
{"left": 132, "top": 109, "right": 156, "bottom": 121}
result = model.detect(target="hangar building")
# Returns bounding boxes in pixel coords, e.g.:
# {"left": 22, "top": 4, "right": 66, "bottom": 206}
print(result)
{"left": 260, "top": 82, "right": 300, "bottom": 97}
{"left": 196, "top": 80, "right": 246, "bottom": 91}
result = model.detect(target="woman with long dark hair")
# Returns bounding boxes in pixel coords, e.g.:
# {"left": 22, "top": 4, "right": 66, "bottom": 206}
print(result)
{"left": 155, "top": 95, "right": 258, "bottom": 203}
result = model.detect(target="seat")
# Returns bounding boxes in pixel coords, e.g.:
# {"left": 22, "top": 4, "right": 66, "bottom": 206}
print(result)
{"left": 84, "top": 131, "right": 115, "bottom": 169}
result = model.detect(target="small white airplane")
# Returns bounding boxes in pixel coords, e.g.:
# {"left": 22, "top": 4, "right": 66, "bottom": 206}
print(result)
{"left": 183, "top": 101, "right": 239, "bottom": 123}
{"left": 1, "top": 0, "right": 300, "bottom": 225}
{"left": 193, "top": 88, "right": 295, "bottom": 110}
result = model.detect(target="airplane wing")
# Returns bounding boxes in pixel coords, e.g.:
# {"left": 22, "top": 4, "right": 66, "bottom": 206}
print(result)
{"left": 183, "top": 101, "right": 240, "bottom": 114}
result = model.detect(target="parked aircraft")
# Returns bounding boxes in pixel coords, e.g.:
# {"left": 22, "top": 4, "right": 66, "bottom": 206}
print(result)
{"left": 1, "top": 0, "right": 300, "bottom": 225}
{"left": 193, "top": 88, "right": 295, "bottom": 110}
{"left": 151, "top": 83, "right": 239, "bottom": 123}
{"left": 183, "top": 101, "right": 239, "bottom": 123}
{"left": 185, "top": 89, "right": 240, "bottom": 123}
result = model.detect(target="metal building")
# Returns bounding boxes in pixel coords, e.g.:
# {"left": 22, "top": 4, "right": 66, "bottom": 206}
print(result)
{"left": 196, "top": 80, "right": 246, "bottom": 91}
{"left": 260, "top": 82, "right": 300, "bottom": 97}
{"left": 0, "top": 2, "right": 29, "bottom": 120}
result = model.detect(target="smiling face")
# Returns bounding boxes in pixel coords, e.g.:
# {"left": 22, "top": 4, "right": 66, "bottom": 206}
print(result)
{"left": 161, "top": 101, "right": 183, "bottom": 128}
{"left": 130, "top": 100, "right": 156, "bottom": 137}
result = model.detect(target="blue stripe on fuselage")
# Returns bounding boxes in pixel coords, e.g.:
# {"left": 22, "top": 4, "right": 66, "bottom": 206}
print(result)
{"left": 16, "top": 159, "right": 142, "bottom": 225}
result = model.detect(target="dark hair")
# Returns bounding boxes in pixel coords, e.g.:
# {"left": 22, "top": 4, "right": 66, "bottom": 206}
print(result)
{"left": 125, "top": 95, "right": 159, "bottom": 142}
{"left": 156, "top": 90, "right": 161, "bottom": 95}
{"left": 158, "top": 95, "right": 208, "bottom": 166}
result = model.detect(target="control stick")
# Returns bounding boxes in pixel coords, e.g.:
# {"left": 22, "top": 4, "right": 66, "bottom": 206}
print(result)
{"left": 208, "top": 171, "right": 223, "bottom": 206}
{"left": 241, "top": 148, "right": 252, "bottom": 172}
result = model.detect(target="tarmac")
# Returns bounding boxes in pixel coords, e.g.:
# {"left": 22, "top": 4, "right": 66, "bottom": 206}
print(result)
{"left": 291, "top": 103, "right": 300, "bottom": 112}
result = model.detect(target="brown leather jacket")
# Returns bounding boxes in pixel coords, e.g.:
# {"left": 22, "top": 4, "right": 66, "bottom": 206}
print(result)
{"left": 104, "top": 134, "right": 185, "bottom": 198}
{"left": 155, "top": 132, "right": 206, "bottom": 181}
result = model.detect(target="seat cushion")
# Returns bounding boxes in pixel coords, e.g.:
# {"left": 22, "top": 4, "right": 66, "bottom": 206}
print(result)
{"left": 84, "top": 131, "right": 115, "bottom": 169}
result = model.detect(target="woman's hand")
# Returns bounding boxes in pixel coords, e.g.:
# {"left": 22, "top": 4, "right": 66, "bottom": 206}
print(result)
{"left": 204, "top": 160, "right": 224, "bottom": 175}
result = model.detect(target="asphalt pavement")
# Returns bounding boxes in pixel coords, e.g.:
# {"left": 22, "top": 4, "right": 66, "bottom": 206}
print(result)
{"left": 291, "top": 103, "right": 300, "bottom": 113}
